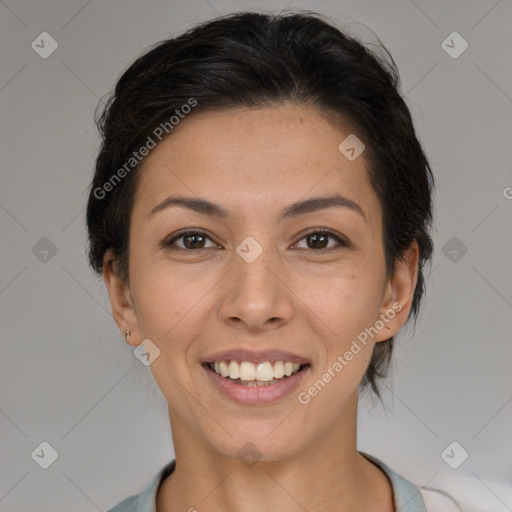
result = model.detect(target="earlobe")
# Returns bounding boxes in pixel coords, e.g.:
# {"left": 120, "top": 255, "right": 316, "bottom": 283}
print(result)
{"left": 374, "top": 240, "right": 420, "bottom": 342}
{"left": 102, "top": 249, "right": 139, "bottom": 346}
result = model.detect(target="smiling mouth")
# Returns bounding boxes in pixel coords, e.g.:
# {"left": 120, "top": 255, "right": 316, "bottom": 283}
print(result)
{"left": 204, "top": 361, "right": 311, "bottom": 386}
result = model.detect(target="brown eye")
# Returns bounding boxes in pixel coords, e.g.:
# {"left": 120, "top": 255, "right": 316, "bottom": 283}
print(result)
{"left": 306, "top": 233, "right": 329, "bottom": 249}
{"left": 295, "top": 230, "right": 348, "bottom": 251}
{"left": 164, "top": 230, "right": 218, "bottom": 250}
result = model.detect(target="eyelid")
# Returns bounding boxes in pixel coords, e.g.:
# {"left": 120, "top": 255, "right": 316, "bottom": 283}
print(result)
{"left": 292, "top": 228, "right": 350, "bottom": 249}
{"left": 161, "top": 227, "right": 350, "bottom": 251}
{"left": 161, "top": 228, "right": 220, "bottom": 249}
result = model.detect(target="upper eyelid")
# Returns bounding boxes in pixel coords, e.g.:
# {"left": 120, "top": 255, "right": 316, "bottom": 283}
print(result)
{"left": 165, "top": 229, "right": 218, "bottom": 246}
{"left": 293, "top": 229, "right": 349, "bottom": 248}
{"left": 281, "top": 227, "right": 350, "bottom": 247}
{"left": 165, "top": 228, "right": 348, "bottom": 248}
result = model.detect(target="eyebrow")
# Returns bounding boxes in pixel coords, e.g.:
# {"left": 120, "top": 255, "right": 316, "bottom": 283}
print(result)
{"left": 149, "top": 194, "right": 366, "bottom": 223}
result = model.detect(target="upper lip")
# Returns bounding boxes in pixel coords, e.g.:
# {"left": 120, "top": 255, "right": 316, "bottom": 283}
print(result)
{"left": 202, "top": 349, "right": 310, "bottom": 366}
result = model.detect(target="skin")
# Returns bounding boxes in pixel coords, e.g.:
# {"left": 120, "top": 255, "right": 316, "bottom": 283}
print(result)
{"left": 103, "top": 103, "right": 419, "bottom": 512}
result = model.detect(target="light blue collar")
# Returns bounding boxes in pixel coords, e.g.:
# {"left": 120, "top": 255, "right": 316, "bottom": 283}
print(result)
{"left": 109, "top": 453, "right": 426, "bottom": 511}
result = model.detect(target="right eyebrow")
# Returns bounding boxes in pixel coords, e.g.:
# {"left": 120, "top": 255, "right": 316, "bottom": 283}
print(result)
{"left": 148, "top": 193, "right": 367, "bottom": 225}
{"left": 149, "top": 196, "right": 229, "bottom": 219}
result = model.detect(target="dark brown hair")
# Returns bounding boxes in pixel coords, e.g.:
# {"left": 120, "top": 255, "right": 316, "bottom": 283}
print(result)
{"left": 86, "top": 11, "right": 434, "bottom": 399}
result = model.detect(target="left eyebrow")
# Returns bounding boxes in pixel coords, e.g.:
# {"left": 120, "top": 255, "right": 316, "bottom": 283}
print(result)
{"left": 148, "top": 194, "right": 366, "bottom": 224}
{"left": 277, "top": 194, "right": 367, "bottom": 224}
{"left": 149, "top": 196, "right": 229, "bottom": 219}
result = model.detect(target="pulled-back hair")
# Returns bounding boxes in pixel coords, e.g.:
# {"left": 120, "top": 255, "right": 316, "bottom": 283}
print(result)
{"left": 86, "top": 11, "right": 434, "bottom": 399}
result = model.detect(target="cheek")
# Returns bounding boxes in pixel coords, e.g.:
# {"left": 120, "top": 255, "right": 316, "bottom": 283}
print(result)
{"left": 297, "top": 260, "right": 385, "bottom": 340}
{"left": 131, "top": 264, "right": 205, "bottom": 347}
{"left": 131, "top": 269, "right": 207, "bottom": 399}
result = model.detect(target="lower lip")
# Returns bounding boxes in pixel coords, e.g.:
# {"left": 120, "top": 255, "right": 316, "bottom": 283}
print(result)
{"left": 202, "top": 364, "right": 311, "bottom": 405}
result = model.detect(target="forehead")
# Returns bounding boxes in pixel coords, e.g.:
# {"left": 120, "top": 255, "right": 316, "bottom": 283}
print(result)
{"left": 132, "top": 104, "right": 381, "bottom": 227}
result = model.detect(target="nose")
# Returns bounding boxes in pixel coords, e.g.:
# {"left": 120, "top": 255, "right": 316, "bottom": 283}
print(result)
{"left": 218, "top": 242, "right": 294, "bottom": 332}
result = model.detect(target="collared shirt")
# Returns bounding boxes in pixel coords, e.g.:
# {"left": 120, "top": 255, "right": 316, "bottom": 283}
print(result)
{"left": 108, "top": 452, "right": 427, "bottom": 512}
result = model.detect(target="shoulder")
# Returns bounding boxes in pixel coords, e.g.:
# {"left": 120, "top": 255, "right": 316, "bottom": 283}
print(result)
{"left": 360, "top": 451, "right": 427, "bottom": 512}
{"left": 420, "top": 488, "right": 461, "bottom": 512}
{"left": 107, "top": 460, "right": 176, "bottom": 512}
{"left": 359, "top": 452, "right": 461, "bottom": 512}
{"left": 108, "top": 495, "right": 138, "bottom": 512}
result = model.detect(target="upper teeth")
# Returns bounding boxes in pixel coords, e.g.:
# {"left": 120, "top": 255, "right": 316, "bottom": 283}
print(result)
{"left": 211, "top": 361, "right": 301, "bottom": 381}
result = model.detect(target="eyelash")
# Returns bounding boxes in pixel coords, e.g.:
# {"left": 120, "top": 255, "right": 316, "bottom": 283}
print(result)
{"left": 161, "top": 228, "right": 349, "bottom": 252}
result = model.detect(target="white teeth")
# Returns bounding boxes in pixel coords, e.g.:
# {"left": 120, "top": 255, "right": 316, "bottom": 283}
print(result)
{"left": 209, "top": 360, "right": 303, "bottom": 382}
{"left": 219, "top": 361, "right": 229, "bottom": 377}
{"left": 239, "top": 361, "right": 256, "bottom": 380}
{"left": 228, "top": 361, "right": 240, "bottom": 379}
{"left": 256, "top": 362, "right": 274, "bottom": 381}
{"left": 273, "top": 361, "right": 285, "bottom": 378}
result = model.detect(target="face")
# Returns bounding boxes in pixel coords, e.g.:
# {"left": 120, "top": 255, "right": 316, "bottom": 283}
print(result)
{"left": 104, "top": 104, "right": 417, "bottom": 462}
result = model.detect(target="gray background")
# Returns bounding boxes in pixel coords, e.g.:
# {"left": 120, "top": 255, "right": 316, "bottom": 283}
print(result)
{"left": 1, "top": 0, "right": 511, "bottom": 511}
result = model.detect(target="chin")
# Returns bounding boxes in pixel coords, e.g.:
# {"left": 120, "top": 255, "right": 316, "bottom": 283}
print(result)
{"left": 208, "top": 425, "right": 306, "bottom": 464}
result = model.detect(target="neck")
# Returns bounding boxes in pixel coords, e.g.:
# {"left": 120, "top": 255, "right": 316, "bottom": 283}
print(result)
{"left": 156, "top": 393, "right": 394, "bottom": 512}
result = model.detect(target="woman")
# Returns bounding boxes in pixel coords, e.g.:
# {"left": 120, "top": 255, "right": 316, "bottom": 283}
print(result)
{"left": 86, "top": 11, "right": 434, "bottom": 512}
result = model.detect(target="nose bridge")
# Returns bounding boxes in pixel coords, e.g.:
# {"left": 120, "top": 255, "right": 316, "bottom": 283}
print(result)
{"left": 219, "top": 236, "right": 292, "bottom": 328}
{"left": 237, "top": 241, "right": 273, "bottom": 290}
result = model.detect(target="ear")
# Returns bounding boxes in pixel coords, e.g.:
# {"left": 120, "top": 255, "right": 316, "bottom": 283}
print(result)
{"left": 102, "top": 249, "right": 140, "bottom": 347}
{"left": 373, "top": 240, "right": 420, "bottom": 342}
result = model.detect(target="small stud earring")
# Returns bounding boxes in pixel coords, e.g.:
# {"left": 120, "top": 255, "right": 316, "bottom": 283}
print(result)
{"left": 125, "top": 329, "right": 131, "bottom": 340}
